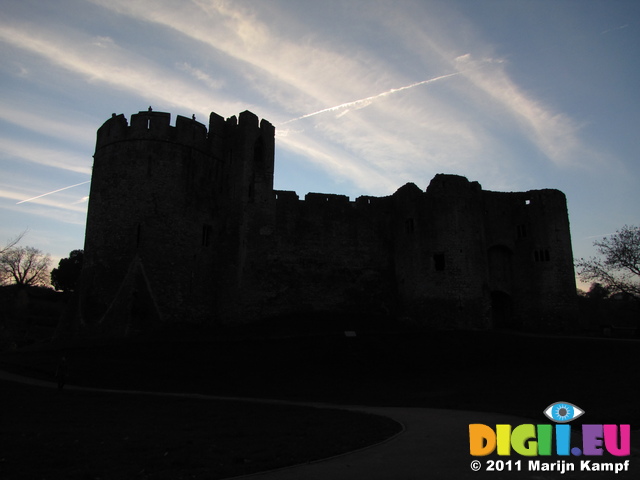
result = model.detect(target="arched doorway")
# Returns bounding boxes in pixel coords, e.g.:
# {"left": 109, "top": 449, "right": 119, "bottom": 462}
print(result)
{"left": 491, "top": 291, "right": 513, "bottom": 328}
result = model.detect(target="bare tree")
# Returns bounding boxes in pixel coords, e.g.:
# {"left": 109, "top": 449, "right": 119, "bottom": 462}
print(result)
{"left": 576, "top": 225, "right": 640, "bottom": 300}
{"left": 0, "top": 245, "right": 52, "bottom": 287}
{"left": 0, "top": 229, "right": 28, "bottom": 255}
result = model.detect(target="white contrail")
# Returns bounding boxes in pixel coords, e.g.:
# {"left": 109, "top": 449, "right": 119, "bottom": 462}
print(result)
{"left": 281, "top": 71, "right": 462, "bottom": 125}
{"left": 16, "top": 180, "right": 90, "bottom": 205}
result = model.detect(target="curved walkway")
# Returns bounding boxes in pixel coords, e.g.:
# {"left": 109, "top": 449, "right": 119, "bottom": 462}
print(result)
{"left": 1, "top": 369, "right": 633, "bottom": 479}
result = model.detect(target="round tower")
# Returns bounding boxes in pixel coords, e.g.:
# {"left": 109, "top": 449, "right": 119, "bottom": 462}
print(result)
{"left": 78, "top": 109, "right": 276, "bottom": 333}
{"left": 80, "top": 110, "right": 217, "bottom": 331}
{"left": 517, "top": 189, "right": 577, "bottom": 328}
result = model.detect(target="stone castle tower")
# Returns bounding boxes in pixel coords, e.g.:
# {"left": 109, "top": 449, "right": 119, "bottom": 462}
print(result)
{"left": 78, "top": 109, "right": 576, "bottom": 334}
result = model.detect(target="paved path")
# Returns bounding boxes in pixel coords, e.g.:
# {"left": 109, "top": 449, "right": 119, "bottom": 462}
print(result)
{"left": 1, "top": 369, "right": 635, "bottom": 479}
{"left": 230, "top": 406, "right": 538, "bottom": 480}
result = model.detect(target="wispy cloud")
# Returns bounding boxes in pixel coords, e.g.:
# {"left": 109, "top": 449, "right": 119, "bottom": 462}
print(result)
{"left": 0, "top": 21, "right": 240, "bottom": 119}
{"left": 82, "top": 0, "right": 482, "bottom": 192}
{"left": 1, "top": 0, "right": 599, "bottom": 198}
{"left": 0, "top": 137, "right": 91, "bottom": 174}
{"left": 83, "top": 0, "right": 597, "bottom": 191}
{"left": 276, "top": 131, "right": 399, "bottom": 194}
{"left": 371, "top": 6, "right": 601, "bottom": 172}
{"left": 0, "top": 102, "right": 95, "bottom": 146}
{"left": 452, "top": 54, "right": 585, "bottom": 167}
{"left": 73, "top": 196, "right": 90, "bottom": 205}
{"left": 0, "top": 0, "right": 634, "bottom": 273}
{"left": 177, "top": 62, "right": 225, "bottom": 90}
{"left": 86, "top": 0, "right": 407, "bottom": 117}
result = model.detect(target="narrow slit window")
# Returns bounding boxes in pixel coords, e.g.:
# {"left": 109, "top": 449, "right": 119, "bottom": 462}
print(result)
{"left": 202, "top": 224, "right": 212, "bottom": 247}
{"left": 533, "top": 249, "right": 551, "bottom": 262}
{"left": 405, "top": 218, "right": 415, "bottom": 234}
{"left": 517, "top": 224, "right": 527, "bottom": 238}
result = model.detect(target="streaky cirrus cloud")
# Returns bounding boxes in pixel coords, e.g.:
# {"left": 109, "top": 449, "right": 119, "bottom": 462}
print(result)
{"left": 1, "top": 0, "right": 606, "bottom": 196}
{"left": 78, "top": 1, "right": 483, "bottom": 193}
{"left": 0, "top": 21, "right": 244, "bottom": 120}
{"left": 1, "top": 137, "right": 91, "bottom": 175}
{"left": 0, "top": 0, "right": 636, "bottom": 277}
{"left": 371, "top": 4, "right": 604, "bottom": 171}
{"left": 177, "top": 62, "right": 226, "bottom": 90}
{"left": 85, "top": 0, "right": 416, "bottom": 118}
{"left": 81, "top": 0, "right": 601, "bottom": 193}
{"left": 0, "top": 102, "right": 96, "bottom": 146}
{"left": 451, "top": 54, "right": 588, "bottom": 168}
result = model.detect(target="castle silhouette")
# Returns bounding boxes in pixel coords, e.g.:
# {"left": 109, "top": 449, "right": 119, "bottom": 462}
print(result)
{"left": 77, "top": 109, "right": 576, "bottom": 335}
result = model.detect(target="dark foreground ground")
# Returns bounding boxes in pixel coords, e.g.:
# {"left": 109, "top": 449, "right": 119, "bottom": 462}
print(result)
{"left": 1, "top": 381, "right": 400, "bottom": 479}
{"left": 1, "top": 327, "right": 638, "bottom": 478}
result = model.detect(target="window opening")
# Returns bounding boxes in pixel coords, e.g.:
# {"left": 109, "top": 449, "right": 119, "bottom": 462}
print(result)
{"left": 533, "top": 249, "right": 550, "bottom": 262}
{"left": 248, "top": 179, "right": 255, "bottom": 202}
{"left": 202, "top": 224, "right": 212, "bottom": 247}
{"left": 405, "top": 218, "right": 415, "bottom": 234}
{"left": 517, "top": 224, "right": 527, "bottom": 238}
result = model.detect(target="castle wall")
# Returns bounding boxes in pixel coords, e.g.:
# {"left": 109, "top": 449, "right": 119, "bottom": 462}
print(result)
{"left": 392, "top": 176, "right": 492, "bottom": 329}
{"left": 206, "top": 111, "right": 276, "bottom": 322}
{"left": 482, "top": 188, "right": 576, "bottom": 329}
{"left": 79, "top": 109, "right": 577, "bottom": 333}
{"left": 243, "top": 191, "right": 395, "bottom": 320}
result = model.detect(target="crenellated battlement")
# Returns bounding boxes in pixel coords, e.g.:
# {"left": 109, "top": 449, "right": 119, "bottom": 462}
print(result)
{"left": 96, "top": 110, "right": 208, "bottom": 151}
{"left": 273, "top": 190, "right": 391, "bottom": 217}
{"left": 96, "top": 109, "right": 275, "bottom": 153}
{"left": 305, "top": 192, "right": 350, "bottom": 206}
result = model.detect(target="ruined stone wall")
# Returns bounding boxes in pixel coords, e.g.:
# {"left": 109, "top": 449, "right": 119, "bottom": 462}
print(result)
{"left": 80, "top": 109, "right": 576, "bottom": 333}
{"left": 207, "top": 111, "right": 276, "bottom": 323}
{"left": 235, "top": 173, "right": 577, "bottom": 330}
{"left": 391, "top": 176, "right": 492, "bottom": 329}
{"left": 482, "top": 188, "right": 576, "bottom": 329}
{"left": 235, "top": 190, "right": 395, "bottom": 322}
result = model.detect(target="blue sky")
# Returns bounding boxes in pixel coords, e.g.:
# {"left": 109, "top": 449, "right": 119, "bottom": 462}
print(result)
{"left": 1, "top": 0, "right": 638, "bottom": 290}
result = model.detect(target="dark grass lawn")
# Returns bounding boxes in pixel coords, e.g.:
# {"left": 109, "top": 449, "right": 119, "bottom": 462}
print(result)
{"left": 3, "top": 329, "right": 637, "bottom": 424}
{"left": 0, "top": 381, "right": 401, "bottom": 480}
{"left": 1, "top": 328, "right": 639, "bottom": 478}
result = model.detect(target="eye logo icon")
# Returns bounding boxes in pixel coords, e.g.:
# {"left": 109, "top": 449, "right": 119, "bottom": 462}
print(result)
{"left": 543, "top": 401, "right": 585, "bottom": 423}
